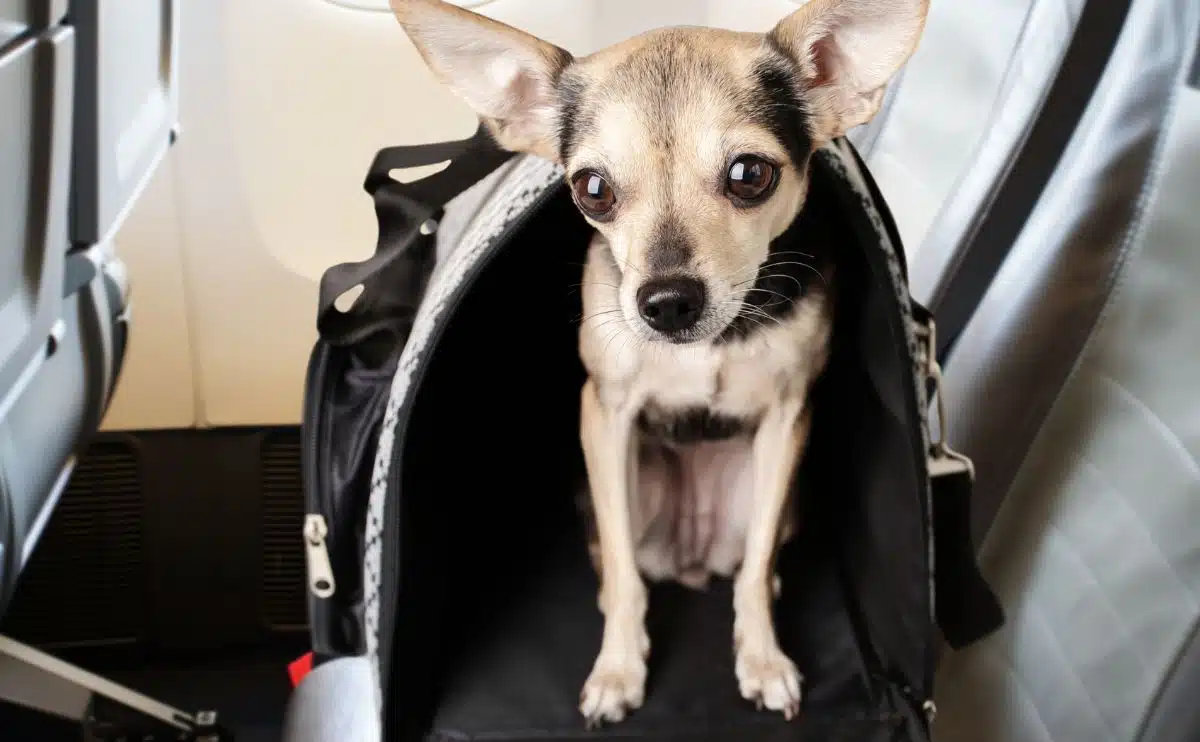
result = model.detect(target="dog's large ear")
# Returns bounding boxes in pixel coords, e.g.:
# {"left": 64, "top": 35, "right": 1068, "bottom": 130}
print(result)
{"left": 390, "top": 0, "right": 572, "bottom": 161}
{"left": 770, "top": 0, "right": 929, "bottom": 140}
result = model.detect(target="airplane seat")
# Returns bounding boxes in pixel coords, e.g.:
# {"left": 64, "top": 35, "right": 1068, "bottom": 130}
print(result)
{"left": 0, "top": 0, "right": 80, "bottom": 619}
{"left": 932, "top": 0, "right": 1200, "bottom": 738}
{"left": 0, "top": 3, "right": 216, "bottom": 738}
{"left": 0, "top": 0, "right": 159, "bottom": 617}
{"left": 848, "top": 0, "right": 1092, "bottom": 261}
{"left": 847, "top": 0, "right": 1125, "bottom": 330}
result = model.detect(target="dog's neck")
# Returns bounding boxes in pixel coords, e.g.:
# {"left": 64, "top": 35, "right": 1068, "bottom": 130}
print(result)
{"left": 717, "top": 167, "right": 835, "bottom": 344}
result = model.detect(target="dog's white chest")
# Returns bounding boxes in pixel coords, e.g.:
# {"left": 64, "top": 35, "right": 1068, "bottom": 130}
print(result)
{"left": 595, "top": 316, "right": 821, "bottom": 421}
{"left": 640, "top": 349, "right": 722, "bottom": 408}
{"left": 636, "top": 344, "right": 775, "bottom": 418}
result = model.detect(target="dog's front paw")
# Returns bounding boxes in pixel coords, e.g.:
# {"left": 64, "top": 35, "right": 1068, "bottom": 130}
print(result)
{"left": 735, "top": 643, "right": 803, "bottom": 720}
{"left": 579, "top": 642, "right": 648, "bottom": 728}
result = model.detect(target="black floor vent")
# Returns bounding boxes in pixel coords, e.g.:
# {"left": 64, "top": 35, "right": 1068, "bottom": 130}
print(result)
{"left": 2, "top": 441, "right": 144, "bottom": 648}
{"left": 261, "top": 429, "right": 307, "bottom": 631}
{"left": 3, "top": 427, "right": 309, "bottom": 655}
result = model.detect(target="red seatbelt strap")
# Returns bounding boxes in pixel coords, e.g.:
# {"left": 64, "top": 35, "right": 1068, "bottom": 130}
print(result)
{"left": 288, "top": 652, "right": 315, "bottom": 688}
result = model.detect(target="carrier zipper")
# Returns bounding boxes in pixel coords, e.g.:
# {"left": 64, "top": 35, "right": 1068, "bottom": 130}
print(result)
{"left": 922, "top": 699, "right": 937, "bottom": 725}
{"left": 302, "top": 342, "right": 336, "bottom": 648}
{"left": 305, "top": 514, "right": 337, "bottom": 599}
{"left": 377, "top": 182, "right": 565, "bottom": 736}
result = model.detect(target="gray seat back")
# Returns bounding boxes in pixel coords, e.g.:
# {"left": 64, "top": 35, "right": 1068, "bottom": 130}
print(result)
{"left": 0, "top": 8, "right": 74, "bottom": 609}
{"left": 0, "top": 2, "right": 160, "bottom": 613}
{"left": 852, "top": 0, "right": 1091, "bottom": 296}
{"left": 852, "top": 0, "right": 1136, "bottom": 357}
{"left": 933, "top": 0, "right": 1200, "bottom": 738}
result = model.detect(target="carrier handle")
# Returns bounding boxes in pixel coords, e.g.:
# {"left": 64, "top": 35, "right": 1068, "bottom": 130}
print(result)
{"left": 316, "top": 124, "right": 515, "bottom": 346}
{"left": 361, "top": 124, "right": 514, "bottom": 208}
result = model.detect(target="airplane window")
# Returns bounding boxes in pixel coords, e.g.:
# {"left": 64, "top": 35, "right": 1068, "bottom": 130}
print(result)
{"left": 324, "top": 0, "right": 496, "bottom": 11}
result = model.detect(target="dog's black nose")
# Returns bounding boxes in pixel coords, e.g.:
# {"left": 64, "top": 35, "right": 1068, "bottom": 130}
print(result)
{"left": 636, "top": 277, "right": 706, "bottom": 334}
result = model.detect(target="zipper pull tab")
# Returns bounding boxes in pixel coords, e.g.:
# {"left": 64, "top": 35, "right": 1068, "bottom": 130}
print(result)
{"left": 304, "top": 514, "right": 336, "bottom": 599}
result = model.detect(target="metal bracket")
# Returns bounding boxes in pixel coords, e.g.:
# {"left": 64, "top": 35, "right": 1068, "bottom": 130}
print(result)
{"left": 0, "top": 635, "right": 231, "bottom": 740}
{"left": 913, "top": 317, "right": 975, "bottom": 480}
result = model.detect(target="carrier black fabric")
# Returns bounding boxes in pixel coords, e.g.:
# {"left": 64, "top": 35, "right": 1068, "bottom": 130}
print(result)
{"left": 302, "top": 127, "right": 1003, "bottom": 742}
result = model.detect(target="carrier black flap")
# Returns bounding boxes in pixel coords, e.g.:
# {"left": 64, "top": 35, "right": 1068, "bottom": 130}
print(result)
{"left": 302, "top": 125, "right": 516, "bottom": 658}
{"left": 814, "top": 145, "right": 938, "bottom": 697}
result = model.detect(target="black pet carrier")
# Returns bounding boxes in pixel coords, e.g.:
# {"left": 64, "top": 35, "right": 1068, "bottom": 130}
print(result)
{"left": 301, "top": 124, "right": 1005, "bottom": 742}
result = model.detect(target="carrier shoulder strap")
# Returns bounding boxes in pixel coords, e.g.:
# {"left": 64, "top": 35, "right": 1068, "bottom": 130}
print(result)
{"left": 830, "top": 139, "right": 1003, "bottom": 649}
{"left": 845, "top": 133, "right": 1004, "bottom": 649}
{"left": 912, "top": 302, "right": 1005, "bottom": 650}
{"left": 316, "top": 124, "right": 514, "bottom": 346}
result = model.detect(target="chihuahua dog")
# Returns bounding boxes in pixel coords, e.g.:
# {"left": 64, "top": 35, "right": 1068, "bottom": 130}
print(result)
{"left": 389, "top": 0, "right": 928, "bottom": 727}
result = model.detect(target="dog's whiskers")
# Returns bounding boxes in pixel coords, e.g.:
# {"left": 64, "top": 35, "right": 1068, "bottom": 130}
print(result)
{"left": 572, "top": 280, "right": 622, "bottom": 291}
{"left": 716, "top": 279, "right": 797, "bottom": 308}
{"left": 592, "top": 317, "right": 629, "bottom": 337}
{"left": 727, "top": 308, "right": 776, "bottom": 343}
{"left": 737, "top": 303, "right": 785, "bottom": 327}
{"left": 763, "top": 250, "right": 815, "bottom": 259}
{"left": 703, "top": 293, "right": 787, "bottom": 348}
{"left": 728, "top": 250, "right": 816, "bottom": 283}
{"left": 612, "top": 254, "right": 644, "bottom": 278}
{"left": 760, "top": 261, "right": 828, "bottom": 288}
{"left": 601, "top": 317, "right": 647, "bottom": 361}
{"left": 737, "top": 273, "right": 805, "bottom": 296}
{"left": 578, "top": 307, "right": 624, "bottom": 326}
{"left": 732, "top": 261, "right": 816, "bottom": 284}
{"left": 741, "top": 286, "right": 796, "bottom": 310}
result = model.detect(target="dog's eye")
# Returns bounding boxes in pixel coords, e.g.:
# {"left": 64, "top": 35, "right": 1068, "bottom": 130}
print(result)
{"left": 726, "top": 156, "right": 777, "bottom": 204}
{"left": 571, "top": 172, "right": 616, "bottom": 218}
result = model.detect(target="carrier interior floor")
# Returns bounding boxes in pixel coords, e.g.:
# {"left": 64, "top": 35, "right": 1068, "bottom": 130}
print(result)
{"left": 413, "top": 524, "right": 901, "bottom": 742}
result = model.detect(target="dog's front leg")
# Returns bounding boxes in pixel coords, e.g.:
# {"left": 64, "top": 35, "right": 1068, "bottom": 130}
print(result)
{"left": 579, "top": 378, "right": 648, "bottom": 727}
{"left": 734, "top": 398, "right": 809, "bottom": 720}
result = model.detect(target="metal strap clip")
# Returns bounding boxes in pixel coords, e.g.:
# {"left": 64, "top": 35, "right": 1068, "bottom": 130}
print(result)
{"left": 914, "top": 317, "right": 974, "bottom": 480}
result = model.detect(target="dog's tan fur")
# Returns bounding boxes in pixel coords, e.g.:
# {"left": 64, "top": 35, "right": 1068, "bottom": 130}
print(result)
{"left": 389, "top": 0, "right": 929, "bottom": 726}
